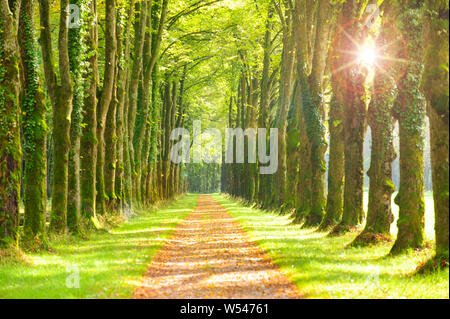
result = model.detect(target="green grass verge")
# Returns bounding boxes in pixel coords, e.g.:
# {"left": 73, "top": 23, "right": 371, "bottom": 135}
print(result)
{"left": 0, "top": 194, "right": 199, "bottom": 299}
{"left": 212, "top": 193, "right": 449, "bottom": 299}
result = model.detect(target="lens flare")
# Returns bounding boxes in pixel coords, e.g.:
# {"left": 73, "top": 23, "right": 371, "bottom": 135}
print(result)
{"left": 358, "top": 43, "right": 378, "bottom": 66}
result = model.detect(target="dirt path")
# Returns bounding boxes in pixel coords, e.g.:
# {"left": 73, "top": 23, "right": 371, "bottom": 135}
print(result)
{"left": 134, "top": 195, "right": 302, "bottom": 299}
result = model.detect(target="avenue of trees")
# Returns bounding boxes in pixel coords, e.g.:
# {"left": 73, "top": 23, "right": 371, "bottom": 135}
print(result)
{"left": 221, "top": 0, "right": 449, "bottom": 269}
{"left": 0, "top": 0, "right": 448, "bottom": 273}
{"left": 0, "top": 0, "right": 195, "bottom": 249}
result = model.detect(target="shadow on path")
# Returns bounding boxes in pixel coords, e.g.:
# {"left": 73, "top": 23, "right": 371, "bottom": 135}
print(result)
{"left": 134, "top": 195, "right": 302, "bottom": 299}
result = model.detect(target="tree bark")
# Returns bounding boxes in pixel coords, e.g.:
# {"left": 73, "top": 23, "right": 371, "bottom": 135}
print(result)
{"left": 19, "top": 0, "right": 48, "bottom": 244}
{"left": 391, "top": 0, "right": 426, "bottom": 254}
{"left": 421, "top": 0, "right": 449, "bottom": 266}
{"left": 330, "top": 1, "right": 367, "bottom": 235}
{"left": 96, "top": 0, "right": 117, "bottom": 215}
{"left": 38, "top": 0, "right": 74, "bottom": 232}
{"left": 353, "top": 9, "right": 397, "bottom": 243}
{"left": 80, "top": 0, "right": 99, "bottom": 221}
{"left": 0, "top": 0, "right": 22, "bottom": 246}
{"left": 67, "top": 0, "right": 84, "bottom": 233}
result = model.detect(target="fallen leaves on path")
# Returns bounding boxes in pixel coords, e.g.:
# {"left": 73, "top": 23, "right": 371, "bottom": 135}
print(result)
{"left": 133, "top": 195, "right": 302, "bottom": 299}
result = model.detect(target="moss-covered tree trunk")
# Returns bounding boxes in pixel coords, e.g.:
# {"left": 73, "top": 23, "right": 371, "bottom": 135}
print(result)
{"left": 354, "top": 12, "right": 397, "bottom": 244}
{"left": 421, "top": 0, "right": 449, "bottom": 266}
{"left": 302, "top": 0, "right": 332, "bottom": 227}
{"left": 104, "top": 80, "right": 118, "bottom": 211}
{"left": 330, "top": 1, "right": 367, "bottom": 235}
{"left": 19, "top": 0, "right": 48, "bottom": 244}
{"left": 96, "top": 0, "right": 117, "bottom": 215}
{"left": 67, "top": 0, "right": 85, "bottom": 233}
{"left": 148, "top": 63, "right": 161, "bottom": 204}
{"left": 276, "top": 6, "right": 295, "bottom": 207}
{"left": 0, "top": 0, "right": 22, "bottom": 247}
{"left": 161, "top": 80, "right": 174, "bottom": 199}
{"left": 246, "top": 77, "right": 258, "bottom": 202}
{"left": 104, "top": 13, "right": 121, "bottom": 211}
{"left": 127, "top": 0, "right": 148, "bottom": 203}
{"left": 391, "top": 0, "right": 426, "bottom": 254}
{"left": 80, "top": 0, "right": 99, "bottom": 220}
{"left": 257, "top": 6, "right": 272, "bottom": 205}
{"left": 114, "top": 1, "right": 134, "bottom": 209}
{"left": 319, "top": 96, "right": 344, "bottom": 231}
{"left": 39, "top": 0, "right": 74, "bottom": 232}
{"left": 293, "top": 0, "right": 312, "bottom": 221}
{"left": 317, "top": 15, "right": 342, "bottom": 232}
{"left": 285, "top": 83, "right": 300, "bottom": 210}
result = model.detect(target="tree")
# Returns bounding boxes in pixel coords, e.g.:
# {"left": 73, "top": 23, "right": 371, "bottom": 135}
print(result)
{"left": 353, "top": 4, "right": 397, "bottom": 244}
{"left": 114, "top": 0, "right": 135, "bottom": 209}
{"left": 421, "top": 0, "right": 449, "bottom": 268}
{"left": 391, "top": 0, "right": 427, "bottom": 254}
{"left": 274, "top": 0, "right": 295, "bottom": 208}
{"left": 127, "top": 0, "right": 149, "bottom": 204}
{"left": 39, "top": 0, "right": 74, "bottom": 232}
{"left": 329, "top": 0, "right": 368, "bottom": 235}
{"left": 96, "top": 0, "right": 117, "bottom": 215}
{"left": 19, "top": 0, "right": 48, "bottom": 244}
{"left": 80, "top": 0, "right": 99, "bottom": 222}
{"left": 68, "top": 0, "right": 85, "bottom": 233}
{"left": 0, "top": 0, "right": 22, "bottom": 246}
{"left": 298, "top": 0, "right": 333, "bottom": 227}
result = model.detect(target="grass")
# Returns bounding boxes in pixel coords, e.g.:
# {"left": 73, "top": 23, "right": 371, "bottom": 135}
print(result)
{"left": 0, "top": 194, "right": 199, "bottom": 299}
{"left": 212, "top": 193, "right": 449, "bottom": 299}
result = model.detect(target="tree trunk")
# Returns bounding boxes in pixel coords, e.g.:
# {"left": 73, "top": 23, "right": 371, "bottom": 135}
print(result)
{"left": 80, "top": 0, "right": 98, "bottom": 220}
{"left": 391, "top": 1, "right": 426, "bottom": 254}
{"left": 329, "top": 1, "right": 367, "bottom": 235}
{"left": 276, "top": 8, "right": 295, "bottom": 206}
{"left": 319, "top": 96, "right": 344, "bottom": 231}
{"left": 115, "top": 1, "right": 134, "bottom": 209}
{"left": 257, "top": 6, "right": 272, "bottom": 204}
{"left": 0, "top": 0, "right": 22, "bottom": 246}
{"left": 19, "top": 0, "right": 48, "bottom": 245}
{"left": 421, "top": 0, "right": 449, "bottom": 266}
{"left": 67, "top": 0, "right": 84, "bottom": 233}
{"left": 39, "top": 0, "right": 74, "bottom": 232}
{"left": 353, "top": 12, "right": 397, "bottom": 243}
{"left": 96, "top": 0, "right": 117, "bottom": 215}
{"left": 127, "top": 0, "right": 148, "bottom": 200}
{"left": 302, "top": 0, "right": 332, "bottom": 227}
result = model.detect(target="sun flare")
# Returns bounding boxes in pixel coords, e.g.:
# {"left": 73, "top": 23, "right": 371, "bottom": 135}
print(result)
{"left": 358, "top": 43, "right": 378, "bottom": 66}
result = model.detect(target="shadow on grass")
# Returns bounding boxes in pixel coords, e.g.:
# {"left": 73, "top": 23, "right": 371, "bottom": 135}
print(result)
{"left": 0, "top": 194, "right": 199, "bottom": 299}
{"left": 213, "top": 194, "right": 449, "bottom": 299}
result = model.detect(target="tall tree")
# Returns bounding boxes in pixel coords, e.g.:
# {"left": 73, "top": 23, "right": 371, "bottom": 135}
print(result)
{"left": 353, "top": 4, "right": 397, "bottom": 244}
{"left": 80, "top": 0, "right": 99, "bottom": 221}
{"left": 274, "top": 0, "right": 295, "bottom": 208}
{"left": 127, "top": 0, "right": 149, "bottom": 203}
{"left": 257, "top": 5, "right": 273, "bottom": 206}
{"left": 391, "top": 0, "right": 426, "bottom": 254}
{"left": 19, "top": 0, "right": 48, "bottom": 244}
{"left": 301, "top": 0, "right": 333, "bottom": 226}
{"left": 114, "top": 0, "right": 135, "bottom": 209}
{"left": 329, "top": 0, "right": 368, "bottom": 234}
{"left": 39, "top": 0, "right": 74, "bottom": 232}
{"left": 68, "top": 0, "right": 85, "bottom": 233}
{"left": 421, "top": 0, "right": 449, "bottom": 267}
{"left": 96, "top": 0, "right": 117, "bottom": 215}
{"left": 0, "top": 0, "right": 22, "bottom": 246}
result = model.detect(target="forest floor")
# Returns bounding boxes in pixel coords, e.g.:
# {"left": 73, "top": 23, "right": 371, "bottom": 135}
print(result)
{"left": 0, "top": 195, "right": 199, "bottom": 298}
{"left": 134, "top": 195, "right": 301, "bottom": 299}
{"left": 0, "top": 193, "right": 448, "bottom": 299}
{"left": 213, "top": 194, "right": 449, "bottom": 299}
